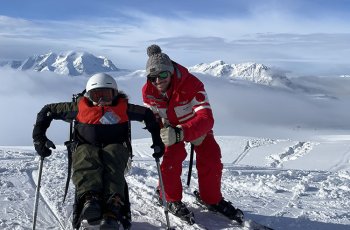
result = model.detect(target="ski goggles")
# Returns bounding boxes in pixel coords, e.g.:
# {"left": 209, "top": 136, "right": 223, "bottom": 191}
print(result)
{"left": 88, "top": 88, "right": 115, "bottom": 104}
{"left": 147, "top": 71, "right": 171, "bottom": 83}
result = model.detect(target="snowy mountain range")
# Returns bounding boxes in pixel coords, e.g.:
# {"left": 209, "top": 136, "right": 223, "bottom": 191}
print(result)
{"left": 1, "top": 51, "right": 290, "bottom": 86}
{"left": 189, "top": 60, "right": 291, "bottom": 86}
{"left": 0, "top": 51, "right": 118, "bottom": 76}
{"left": 1, "top": 51, "right": 348, "bottom": 98}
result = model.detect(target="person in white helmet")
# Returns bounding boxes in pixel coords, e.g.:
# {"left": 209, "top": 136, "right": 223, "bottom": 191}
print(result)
{"left": 32, "top": 73, "right": 164, "bottom": 229}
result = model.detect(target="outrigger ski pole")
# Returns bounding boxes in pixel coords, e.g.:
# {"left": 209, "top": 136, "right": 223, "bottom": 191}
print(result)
{"left": 155, "top": 157, "right": 176, "bottom": 230}
{"left": 32, "top": 156, "right": 44, "bottom": 230}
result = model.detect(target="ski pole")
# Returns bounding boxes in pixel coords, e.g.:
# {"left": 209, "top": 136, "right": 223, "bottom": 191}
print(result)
{"left": 155, "top": 157, "right": 173, "bottom": 230}
{"left": 62, "top": 93, "right": 76, "bottom": 203}
{"left": 186, "top": 144, "right": 194, "bottom": 187}
{"left": 32, "top": 156, "right": 44, "bottom": 230}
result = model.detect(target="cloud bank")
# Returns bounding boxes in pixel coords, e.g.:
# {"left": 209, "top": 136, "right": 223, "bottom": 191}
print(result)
{"left": 1, "top": 67, "right": 349, "bottom": 146}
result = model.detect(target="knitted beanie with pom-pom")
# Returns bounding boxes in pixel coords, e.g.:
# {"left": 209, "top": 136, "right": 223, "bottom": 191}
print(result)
{"left": 146, "top": 44, "right": 174, "bottom": 76}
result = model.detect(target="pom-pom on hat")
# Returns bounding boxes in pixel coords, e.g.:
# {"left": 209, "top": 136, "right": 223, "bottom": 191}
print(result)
{"left": 146, "top": 44, "right": 174, "bottom": 76}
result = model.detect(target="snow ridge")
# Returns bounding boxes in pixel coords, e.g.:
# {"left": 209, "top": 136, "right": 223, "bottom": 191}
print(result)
{"left": 267, "top": 141, "right": 317, "bottom": 168}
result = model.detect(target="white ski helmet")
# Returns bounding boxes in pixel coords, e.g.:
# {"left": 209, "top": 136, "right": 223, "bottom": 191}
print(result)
{"left": 86, "top": 73, "right": 118, "bottom": 93}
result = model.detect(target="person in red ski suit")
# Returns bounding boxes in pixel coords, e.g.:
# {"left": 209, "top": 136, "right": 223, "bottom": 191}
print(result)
{"left": 142, "top": 44, "right": 244, "bottom": 224}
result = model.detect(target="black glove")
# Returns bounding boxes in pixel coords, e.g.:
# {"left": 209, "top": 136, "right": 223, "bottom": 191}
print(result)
{"left": 151, "top": 143, "right": 165, "bottom": 159}
{"left": 34, "top": 137, "right": 56, "bottom": 158}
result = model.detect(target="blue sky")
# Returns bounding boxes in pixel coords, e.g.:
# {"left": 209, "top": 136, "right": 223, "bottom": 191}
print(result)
{"left": 1, "top": 0, "right": 350, "bottom": 75}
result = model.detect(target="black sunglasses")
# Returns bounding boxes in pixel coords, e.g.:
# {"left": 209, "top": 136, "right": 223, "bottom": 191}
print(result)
{"left": 147, "top": 71, "right": 171, "bottom": 83}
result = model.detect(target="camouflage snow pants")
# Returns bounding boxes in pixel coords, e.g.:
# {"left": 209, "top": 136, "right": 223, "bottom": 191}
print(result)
{"left": 72, "top": 143, "right": 130, "bottom": 199}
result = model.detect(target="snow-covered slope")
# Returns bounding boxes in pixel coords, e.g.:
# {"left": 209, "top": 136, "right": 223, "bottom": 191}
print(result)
{"left": 1, "top": 135, "right": 349, "bottom": 230}
{"left": 1, "top": 51, "right": 118, "bottom": 76}
{"left": 189, "top": 60, "right": 291, "bottom": 87}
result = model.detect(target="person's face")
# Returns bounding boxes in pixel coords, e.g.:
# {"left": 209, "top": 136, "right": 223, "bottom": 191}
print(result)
{"left": 88, "top": 88, "right": 115, "bottom": 106}
{"left": 147, "top": 71, "right": 172, "bottom": 93}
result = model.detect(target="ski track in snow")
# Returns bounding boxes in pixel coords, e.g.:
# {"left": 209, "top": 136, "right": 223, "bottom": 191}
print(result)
{"left": 329, "top": 145, "right": 350, "bottom": 172}
{"left": 0, "top": 148, "right": 59, "bottom": 229}
{"left": 266, "top": 141, "right": 317, "bottom": 168}
{"left": 0, "top": 136, "right": 350, "bottom": 230}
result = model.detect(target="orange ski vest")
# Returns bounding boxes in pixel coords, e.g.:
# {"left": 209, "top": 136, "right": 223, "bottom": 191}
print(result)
{"left": 76, "top": 97, "right": 129, "bottom": 125}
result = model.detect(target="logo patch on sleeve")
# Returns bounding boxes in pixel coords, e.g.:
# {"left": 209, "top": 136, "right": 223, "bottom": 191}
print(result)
{"left": 195, "top": 93, "right": 206, "bottom": 102}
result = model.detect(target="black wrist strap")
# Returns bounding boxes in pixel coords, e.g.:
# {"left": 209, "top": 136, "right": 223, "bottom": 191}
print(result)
{"left": 174, "top": 126, "right": 182, "bottom": 143}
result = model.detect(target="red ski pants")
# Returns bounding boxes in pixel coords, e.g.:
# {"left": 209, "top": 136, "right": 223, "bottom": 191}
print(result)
{"left": 160, "top": 133, "right": 223, "bottom": 204}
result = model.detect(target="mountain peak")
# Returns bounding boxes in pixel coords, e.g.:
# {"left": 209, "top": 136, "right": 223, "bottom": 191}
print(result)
{"left": 189, "top": 60, "right": 289, "bottom": 86}
{"left": 5, "top": 51, "right": 118, "bottom": 76}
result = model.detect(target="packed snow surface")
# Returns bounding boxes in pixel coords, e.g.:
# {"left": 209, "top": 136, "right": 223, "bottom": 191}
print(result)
{"left": 1, "top": 135, "right": 349, "bottom": 230}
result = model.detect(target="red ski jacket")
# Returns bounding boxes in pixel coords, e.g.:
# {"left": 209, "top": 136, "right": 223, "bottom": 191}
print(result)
{"left": 142, "top": 62, "right": 215, "bottom": 142}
